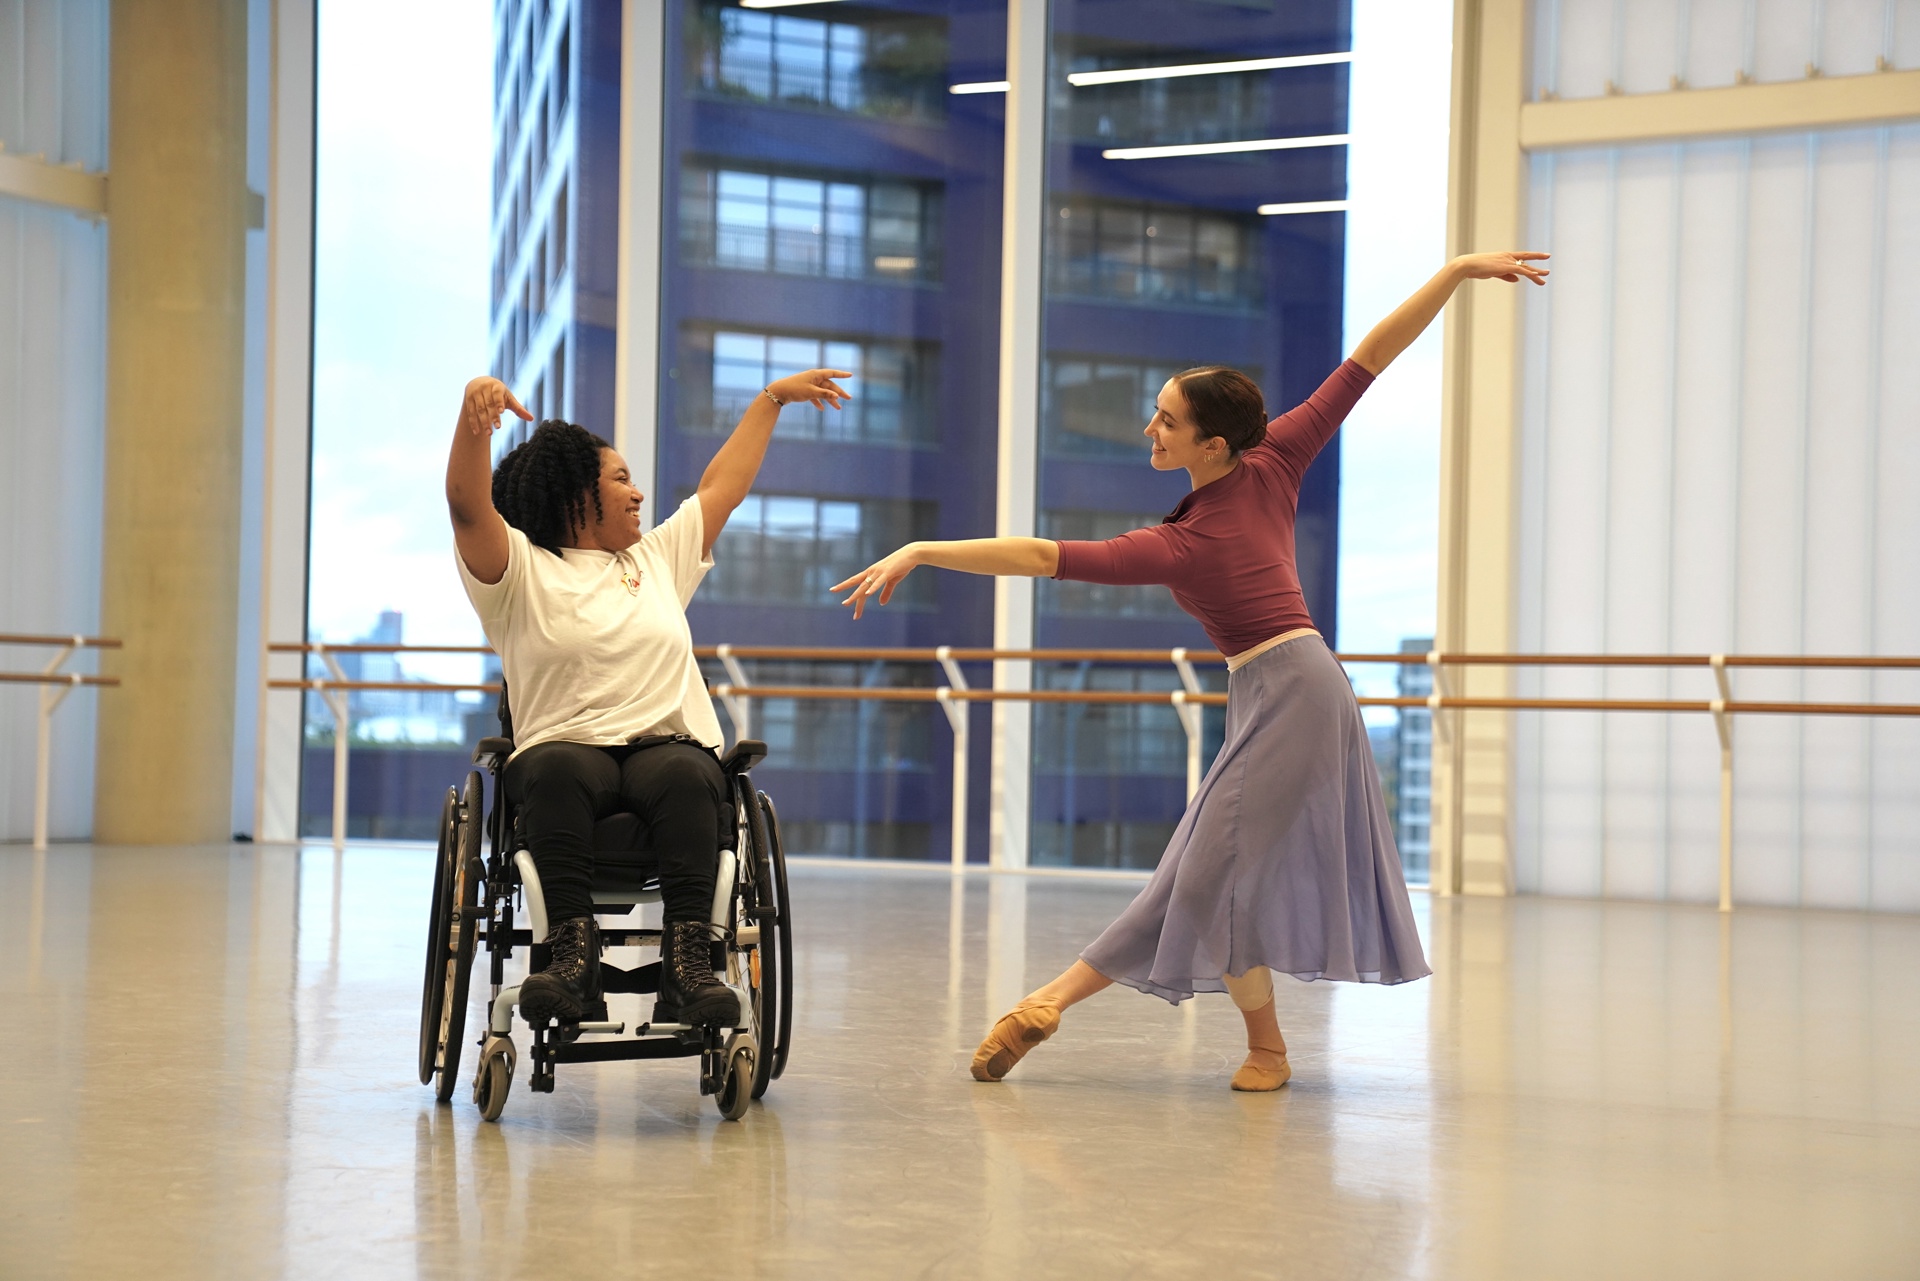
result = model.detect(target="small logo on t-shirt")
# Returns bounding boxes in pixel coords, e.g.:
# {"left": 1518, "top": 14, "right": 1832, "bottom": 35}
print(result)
{"left": 617, "top": 556, "right": 642, "bottom": 595}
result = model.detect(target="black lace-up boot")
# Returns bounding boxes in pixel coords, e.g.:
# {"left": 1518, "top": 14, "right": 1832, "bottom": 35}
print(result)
{"left": 654, "top": 918, "right": 738, "bottom": 1027}
{"left": 519, "top": 915, "right": 602, "bottom": 1028}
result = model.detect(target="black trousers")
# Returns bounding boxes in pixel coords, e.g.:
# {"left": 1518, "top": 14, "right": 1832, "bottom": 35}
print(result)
{"left": 503, "top": 740, "right": 725, "bottom": 924}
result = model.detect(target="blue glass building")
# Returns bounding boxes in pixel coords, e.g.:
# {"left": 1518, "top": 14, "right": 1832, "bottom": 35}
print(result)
{"left": 485, "top": 0, "right": 1351, "bottom": 867}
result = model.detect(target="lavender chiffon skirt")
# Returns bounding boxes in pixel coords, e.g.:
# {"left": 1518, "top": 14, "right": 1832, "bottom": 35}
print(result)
{"left": 1080, "top": 633, "right": 1431, "bottom": 1002}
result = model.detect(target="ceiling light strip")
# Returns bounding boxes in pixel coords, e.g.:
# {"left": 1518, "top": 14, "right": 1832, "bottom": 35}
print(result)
{"left": 1257, "top": 199, "right": 1351, "bottom": 215}
{"left": 739, "top": 0, "right": 847, "bottom": 8}
{"left": 1068, "top": 52, "right": 1352, "bottom": 87}
{"left": 1102, "top": 133, "right": 1350, "bottom": 161}
{"left": 949, "top": 80, "right": 1011, "bottom": 95}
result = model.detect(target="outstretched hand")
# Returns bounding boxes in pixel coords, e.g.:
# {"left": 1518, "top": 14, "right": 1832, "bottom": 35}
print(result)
{"left": 1454, "top": 250, "right": 1550, "bottom": 285}
{"left": 831, "top": 545, "right": 920, "bottom": 620}
{"left": 460, "top": 376, "right": 533, "bottom": 437}
{"left": 768, "top": 368, "right": 856, "bottom": 411}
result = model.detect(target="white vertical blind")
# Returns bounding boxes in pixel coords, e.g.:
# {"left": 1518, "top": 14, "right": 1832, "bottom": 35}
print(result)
{"left": 1532, "top": 0, "right": 1915, "bottom": 100}
{"left": 1514, "top": 122, "right": 1920, "bottom": 909}
{"left": 0, "top": 0, "right": 109, "bottom": 841}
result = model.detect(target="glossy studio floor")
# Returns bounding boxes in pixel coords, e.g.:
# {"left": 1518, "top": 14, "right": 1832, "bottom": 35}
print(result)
{"left": 2, "top": 846, "right": 1917, "bottom": 1280}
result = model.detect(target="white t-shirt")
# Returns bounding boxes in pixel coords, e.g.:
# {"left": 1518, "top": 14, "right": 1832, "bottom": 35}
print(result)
{"left": 456, "top": 495, "right": 724, "bottom": 757}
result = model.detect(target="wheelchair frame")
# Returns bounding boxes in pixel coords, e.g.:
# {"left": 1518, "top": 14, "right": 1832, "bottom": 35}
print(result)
{"left": 417, "top": 732, "right": 794, "bottom": 1123}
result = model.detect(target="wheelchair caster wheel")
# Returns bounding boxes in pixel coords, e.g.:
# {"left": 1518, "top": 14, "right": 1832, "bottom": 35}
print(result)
{"left": 716, "top": 1042, "right": 754, "bottom": 1122}
{"left": 474, "top": 1037, "right": 515, "bottom": 1123}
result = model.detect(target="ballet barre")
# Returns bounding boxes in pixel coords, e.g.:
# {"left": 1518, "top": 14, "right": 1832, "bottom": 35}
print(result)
{"left": 701, "top": 647, "right": 1920, "bottom": 898}
{"left": 259, "top": 642, "right": 1920, "bottom": 902}
{"left": 1, "top": 633, "right": 122, "bottom": 851}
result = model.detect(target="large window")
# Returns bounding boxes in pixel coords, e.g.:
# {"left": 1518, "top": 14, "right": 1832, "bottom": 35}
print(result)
{"left": 680, "top": 165, "right": 942, "bottom": 282}
{"left": 679, "top": 326, "right": 938, "bottom": 445}
{"left": 295, "top": 0, "right": 1447, "bottom": 876}
{"left": 1048, "top": 195, "right": 1264, "bottom": 309}
{"left": 701, "top": 492, "right": 937, "bottom": 607}
{"left": 661, "top": 0, "right": 1002, "bottom": 862}
{"left": 304, "top": 0, "right": 496, "bottom": 839}
{"left": 1031, "top": 0, "right": 1352, "bottom": 867}
{"left": 693, "top": 2, "right": 948, "bottom": 122}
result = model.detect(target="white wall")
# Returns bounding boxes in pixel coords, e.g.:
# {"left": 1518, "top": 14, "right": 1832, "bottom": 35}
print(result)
{"left": 0, "top": 0, "right": 109, "bottom": 843}
{"left": 1512, "top": 0, "right": 1920, "bottom": 909}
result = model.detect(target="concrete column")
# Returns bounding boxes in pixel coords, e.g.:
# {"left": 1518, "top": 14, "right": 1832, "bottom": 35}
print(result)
{"left": 1432, "top": 0, "right": 1528, "bottom": 896}
{"left": 95, "top": 0, "right": 252, "bottom": 844}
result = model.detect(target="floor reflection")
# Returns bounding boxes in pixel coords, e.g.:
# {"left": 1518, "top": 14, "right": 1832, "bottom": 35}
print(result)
{"left": 0, "top": 845, "right": 1916, "bottom": 1278}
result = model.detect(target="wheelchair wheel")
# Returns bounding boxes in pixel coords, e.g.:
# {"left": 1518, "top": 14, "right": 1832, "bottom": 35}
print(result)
{"left": 474, "top": 1037, "right": 515, "bottom": 1123}
{"left": 418, "top": 788, "right": 457, "bottom": 1085}
{"left": 741, "top": 790, "right": 787, "bottom": 1100}
{"left": 716, "top": 1038, "right": 754, "bottom": 1122}
{"left": 419, "top": 771, "right": 484, "bottom": 1102}
{"left": 762, "top": 791, "right": 795, "bottom": 1084}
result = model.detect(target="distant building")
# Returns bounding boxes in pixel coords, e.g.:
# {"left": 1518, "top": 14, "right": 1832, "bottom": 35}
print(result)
{"left": 1368, "top": 720, "right": 1398, "bottom": 832}
{"left": 487, "top": 0, "right": 1350, "bottom": 865}
{"left": 1394, "top": 636, "right": 1433, "bottom": 882}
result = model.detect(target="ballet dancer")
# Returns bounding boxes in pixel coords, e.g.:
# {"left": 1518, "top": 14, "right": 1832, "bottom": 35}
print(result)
{"left": 831, "top": 251, "right": 1548, "bottom": 1090}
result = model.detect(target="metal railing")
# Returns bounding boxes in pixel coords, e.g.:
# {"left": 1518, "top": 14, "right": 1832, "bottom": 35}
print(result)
{"left": 1, "top": 633, "right": 121, "bottom": 850}
{"left": 265, "top": 642, "right": 497, "bottom": 851}
{"left": 260, "top": 641, "right": 1920, "bottom": 908}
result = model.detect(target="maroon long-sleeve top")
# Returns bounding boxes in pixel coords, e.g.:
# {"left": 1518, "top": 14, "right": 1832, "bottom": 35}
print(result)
{"left": 1052, "top": 359, "right": 1374, "bottom": 656}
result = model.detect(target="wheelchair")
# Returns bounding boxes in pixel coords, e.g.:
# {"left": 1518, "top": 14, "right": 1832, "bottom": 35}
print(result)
{"left": 416, "top": 698, "right": 793, "bottom": 1124}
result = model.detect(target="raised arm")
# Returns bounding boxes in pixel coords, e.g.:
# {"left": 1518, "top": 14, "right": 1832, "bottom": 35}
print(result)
{"left": 832, "top": 537, "right": 1059, "bottom": 620}
{"left": 696, "top": 368, "right": 853, "bottom": 557}
{"left": 1349, "top": 251, "right": 1550, "bottom": 376}
{"left": 446, "top": 375, "right": 533, "bottom": 585}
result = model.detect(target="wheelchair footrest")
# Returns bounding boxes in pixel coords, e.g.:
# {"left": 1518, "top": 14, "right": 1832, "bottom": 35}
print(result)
{"left": 598, "top": 961, "right": 661, "bottom": 995}
{"left": 550, "top": 1037, "right": 704, "bottom": 1064}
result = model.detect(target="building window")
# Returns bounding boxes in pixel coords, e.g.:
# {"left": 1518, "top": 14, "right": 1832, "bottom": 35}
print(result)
{"left": 698, "top": 492, "right": 938, "bottom": 608}
{"left": 1064, "top": 55, "right": 1274, "bottom": 149}
{"left": 693, "top": 2, "right": 946, "bottom": 123}
{"left": 680, "top": 164, "right": 941, "bottom": 282}
{"left": 1041, "top": 354, "right": 1260, "bottom": 460}
{"left": 679, "top": 326, "right": 936, "bottom": 446}
{"left": 1037, "top": 510, "right": 1186, "bottom": 619}
{"left": 1048, "top": 196, "right": 1261, "bottom": 309}
{"left": 549, "top": 177, "right": 568, "bottom": 289}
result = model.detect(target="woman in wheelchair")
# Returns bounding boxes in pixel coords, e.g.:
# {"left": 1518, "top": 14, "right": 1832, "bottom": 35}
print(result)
{"left": 445, "top": 367, "right": 850, "bottom": 1030}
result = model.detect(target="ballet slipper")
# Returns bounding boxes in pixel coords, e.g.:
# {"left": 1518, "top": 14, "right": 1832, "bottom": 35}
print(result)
{"left": 1230, "top": 1048, "right": 1291, "bottom": 1092}
{"left": 970, "top": 998, "right": 1062, "bottom": 1082}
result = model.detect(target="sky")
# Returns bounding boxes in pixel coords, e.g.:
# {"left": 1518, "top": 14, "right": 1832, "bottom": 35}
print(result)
{"left": 306, "top": 0, "right": 1455, "bottom": 690}
{"left": 1337, "top": 0, "right": 1455, "bottom": 701}
{"left": 308, "top": 0, "right": 496, "bottom": 685}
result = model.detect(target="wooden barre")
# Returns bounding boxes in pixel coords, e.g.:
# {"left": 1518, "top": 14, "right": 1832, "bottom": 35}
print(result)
{"left": 267, "top": 680, "right": 503, "bottom": 693}
{"left": 0, "top": 673, "right": 120, "bottom": 686}
{"left": 709, "top": 685, "right": 1920, "bottom": 716}
{"left": 0, "top": 633, "right": 121, "bottom": 649}
{"left": 259, "top": 641, "right": 1920, "bottom": 669}
{"left": 695, "top": 645, "right": 1233, "bottom": 663}
{"left": 267, "top": 643, "right": 495, "bottom": 655}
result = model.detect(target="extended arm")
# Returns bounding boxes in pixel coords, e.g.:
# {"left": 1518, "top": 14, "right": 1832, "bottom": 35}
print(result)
{"left": 1349, "top": 251, "right": 1550, "bottom": 376}
{"left": 696, "top": 368, "right": 853, "bottom": 557}
{"left": 446, "top": 376, "right": 533, "bottom": 585}
{"left": 832, "top": 537, "right": 1059, "bottom": 619}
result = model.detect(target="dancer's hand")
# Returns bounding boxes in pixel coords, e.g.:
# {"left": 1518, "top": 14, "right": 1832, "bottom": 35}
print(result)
{"left": 767, "top": 369, "right": 855, "bottom": 411}
{"left": 1451, "top": 250, "right": 1550, "bottom": 285}
{"left": 833, "top": 544, "right": 921, "bottom": 619}
{"left": 459, "top": 376, "right": 532, "bottom": 436}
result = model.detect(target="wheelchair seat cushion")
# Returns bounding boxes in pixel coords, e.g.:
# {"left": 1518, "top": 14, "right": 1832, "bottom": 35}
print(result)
{"left": 591, "top": 813, "right": 659, "bottom": 876}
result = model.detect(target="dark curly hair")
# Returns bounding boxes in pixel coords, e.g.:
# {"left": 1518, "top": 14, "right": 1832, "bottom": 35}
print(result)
{"left": 1174, "top": 366, "right": 1267, "bottom": 455}
{"left": 491, "top": 420, "right": 611, "bottom": 554}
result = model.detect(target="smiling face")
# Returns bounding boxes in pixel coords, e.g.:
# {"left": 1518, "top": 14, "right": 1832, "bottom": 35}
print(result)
{"left": 1144, "top": 378, "right": 1226, "bottom": 472}
{"left": 573, "top": 447, "right": 645, "bottom": 551}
